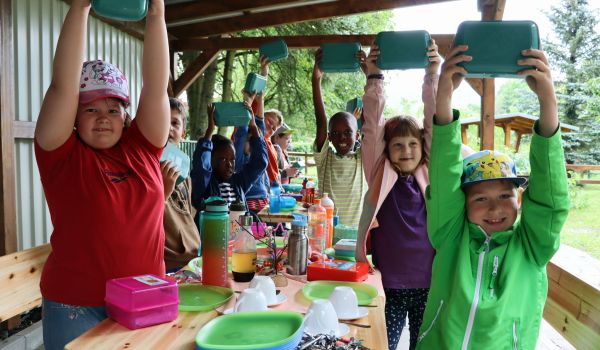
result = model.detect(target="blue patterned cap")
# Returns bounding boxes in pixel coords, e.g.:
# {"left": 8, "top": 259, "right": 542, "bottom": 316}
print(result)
{"left": 461, "top": 150, "right": 527, "bottom": 187}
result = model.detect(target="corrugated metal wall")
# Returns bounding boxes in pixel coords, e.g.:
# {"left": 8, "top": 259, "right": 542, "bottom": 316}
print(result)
{"left": 13, "top": 0, "right": 143, "bottom": 250}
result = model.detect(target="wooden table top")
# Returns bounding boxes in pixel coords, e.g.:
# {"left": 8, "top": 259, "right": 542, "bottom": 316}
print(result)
{"left": 66, "top": 273, "right": 388, "bottom": 350}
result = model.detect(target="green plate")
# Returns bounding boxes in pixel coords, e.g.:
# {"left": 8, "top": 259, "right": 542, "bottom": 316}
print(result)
{"left": 302, "top": 281, "right": 378, "bottom": 305}
{"left": 178, "top": 284, "right": 234, "bottom": 312}
{"left": 187, "top": 257, "right": 232, "bottom": 272}
{"left": 195, "top": 311, "right": 303, "bottom": 349}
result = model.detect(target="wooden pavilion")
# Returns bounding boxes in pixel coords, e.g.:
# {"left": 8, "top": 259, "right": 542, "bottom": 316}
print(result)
{"left": 1, "top": 1, "right": 599, "bottom": 348}
{"left": 460, "top": 113, "right": 580, "bottom": 151}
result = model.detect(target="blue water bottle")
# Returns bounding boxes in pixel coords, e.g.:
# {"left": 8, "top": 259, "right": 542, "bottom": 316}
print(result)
{"left": 270, "top": 181, "right": 281, "bottom": 213}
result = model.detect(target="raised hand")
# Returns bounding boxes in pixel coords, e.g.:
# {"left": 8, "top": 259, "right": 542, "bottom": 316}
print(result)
{"left": 365, "top": 44, "right": 382, "bottom": 76}
{"left": 313, "top": 48, "right": 324, "bottom": 81}
{"left": 147, "top": 0, "right": 165, "bottom": 17}
{"left": 426, "top": 39, "right": 442, "bottom": 75}
{"left": 204, "top": 103, "right": 216, "bottom": 140}
{"left": 259, "top": 55, "right": 271, "bottom": 77}
{"left": 518, "top": 49, "right": 558, "bottom": 136}
{"left": 436, "top": 45, "right": 472, "bottom": 124}
{"left": 357, "top": 49, "right": 368, "bottom": 76}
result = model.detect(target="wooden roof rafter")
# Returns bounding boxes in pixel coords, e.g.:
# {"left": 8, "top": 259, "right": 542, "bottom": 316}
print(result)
{"left": 168, "top": 0, "right": 460, "bottom": 38}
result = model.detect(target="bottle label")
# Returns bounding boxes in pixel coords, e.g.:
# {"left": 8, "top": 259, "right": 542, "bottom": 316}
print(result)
{"left": 133, "top": 275, "right": 168, "bottom": 286}
{"left": 232, "top": 251, "right": 257, "bottom": 273}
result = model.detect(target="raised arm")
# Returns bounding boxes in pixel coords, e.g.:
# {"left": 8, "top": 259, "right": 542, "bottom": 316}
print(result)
{"left": 312, "top": 49, "right": 327, "bottom": 152}
{"left": 134, "top": 0, "right": 170, "bottom": 147}
{"left": 421, "top": 39, "right": 441, "bottom": 160}
{"left": 190, "top": 105, "right": 216, "bottom": 209}
{"left": 35, "top": 0, "right": 90, "bottom": 150}
{"left": 435, "top": 45, "right": 471, "bottom": 126}
{"left": 360, "top": 45, "right": 387, "bottom": 185}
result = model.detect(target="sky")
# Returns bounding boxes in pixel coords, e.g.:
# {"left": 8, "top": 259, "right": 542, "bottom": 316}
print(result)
{"left": 386, "top": 0, "right": 600, "bottom": 111}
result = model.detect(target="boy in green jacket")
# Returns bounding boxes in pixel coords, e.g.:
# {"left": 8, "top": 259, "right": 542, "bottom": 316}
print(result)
{"left": 416, "top": 46, "right": 569, "bottom": 350}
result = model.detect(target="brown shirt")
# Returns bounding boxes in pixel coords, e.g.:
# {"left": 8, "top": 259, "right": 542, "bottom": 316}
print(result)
{"left": 164, "top": 177, "right": 200, "bottom": 270}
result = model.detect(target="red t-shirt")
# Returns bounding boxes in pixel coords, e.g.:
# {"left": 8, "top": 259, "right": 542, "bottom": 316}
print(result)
{"left": 35, "top": 121, "right": 165, "bottom": 306}
{"left": 265, "top": 138, "right": 279, "bottom": 184}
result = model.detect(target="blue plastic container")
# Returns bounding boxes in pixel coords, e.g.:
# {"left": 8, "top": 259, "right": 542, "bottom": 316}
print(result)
{"left": 259, "top": 39, "right": 289, "bottom": 62}
{"left": 243, "top": 73, "right": 267, "bottom": 95}
{"left": 375, "top": 30, "right": 431, "bottom": 70}
{"left": 454, "top": 20, "right": 540, "bottom": 78}
{"left": 269, "top": 181, "right": 281, "bottom": 213}
{"left": 319, "top": 42, "right": 361, "bottom": 73}
{"left": 213, "top": 102, "right": 252, "bottom": 127}
{"left": 91, "top": 0, "right": 148, "bottom": 21}
{"left": 160, "top": 143, "right": 190, "bottom": 186}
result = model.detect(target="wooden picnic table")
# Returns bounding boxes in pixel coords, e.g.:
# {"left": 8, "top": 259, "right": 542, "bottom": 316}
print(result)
{"left": 258, "top": 205, "right": 307, "bottom": 224}
{"left": 65, "top": 271, "right": 388, "bottom": 350}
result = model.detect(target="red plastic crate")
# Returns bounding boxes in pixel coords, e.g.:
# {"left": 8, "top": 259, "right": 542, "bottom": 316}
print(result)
{"left": 306, "top": 260, "right": 369, "bottom": 282}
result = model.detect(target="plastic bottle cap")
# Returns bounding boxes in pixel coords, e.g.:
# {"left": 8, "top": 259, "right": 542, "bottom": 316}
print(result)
{"left": 205, "top": 196, "right": 229, "bottom": 212}
{"left": 313, "top": 198, "right": 321, "bottom": 205}
{"left": 291, "top": 213, "right": 307, "bottom": 227}
{"left": 230, "top": 201, "right": 246, "bottom": 212}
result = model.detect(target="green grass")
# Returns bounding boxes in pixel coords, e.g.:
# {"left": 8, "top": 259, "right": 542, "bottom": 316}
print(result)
{"left": 561, "top": 185, "right": 600, "bottom": 259}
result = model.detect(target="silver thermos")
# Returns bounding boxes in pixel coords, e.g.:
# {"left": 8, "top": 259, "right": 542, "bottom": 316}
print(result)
{"left": 287, "top": 213, "right": 308, "bottom": 275}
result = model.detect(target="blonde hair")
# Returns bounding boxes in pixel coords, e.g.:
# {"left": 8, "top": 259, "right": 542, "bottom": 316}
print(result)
{"left": 264, "top": 109, "right": 283, "bottom": 127}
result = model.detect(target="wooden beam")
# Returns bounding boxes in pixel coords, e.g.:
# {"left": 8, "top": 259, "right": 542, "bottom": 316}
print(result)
{"left": 480, "top": 78, "right": 495, "bottom": 150}
{"left": 173, "top": 49, "right": 220, "bottom": 97}
{"left": 480, "top": 0, "right": 506, "bottom": 20}
{"left": 461, "top": 125, "right": 468, "bottom": 145}
{"left": 168, "top": 0, "right": 459, "bottom": 38}
{"left": 174, "top": 34, "right": 455, "bottom": 51}
{"left": 13, "top": 121, "right": 36, "bottom": 139}
{"left": 166, "top": 0, "right": 301, "bottom": 24}
{"left": 0, "top": 0, "right": 17, "bottom": 255}
{"left": 515, "top": 132, "right": 522, "bottom": 152}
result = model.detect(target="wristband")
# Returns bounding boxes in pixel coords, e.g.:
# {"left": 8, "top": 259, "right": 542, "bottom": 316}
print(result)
{"left": 367, "top": 73, "right": 384, "bottom": 80}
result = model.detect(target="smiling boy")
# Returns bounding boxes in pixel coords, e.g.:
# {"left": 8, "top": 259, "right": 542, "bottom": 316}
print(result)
{"left": 416, "top": 47, "right": 570, "bottom": 349}
{"left": 312, "top": 50, "right": 366, "bottom": 227}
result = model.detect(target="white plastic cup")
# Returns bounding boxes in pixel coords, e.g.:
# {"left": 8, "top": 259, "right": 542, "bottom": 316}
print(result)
{"left": 303, "top": 299, "right": 339, "bottom": 336}
{"left": 249, "top": 276, "right": 277, "bottom": 304}
{"left": 329, "top": 286, "right": 359, "bottom": 319}
{"left": 234, "top": 287, "right": 268, "bottom": 313}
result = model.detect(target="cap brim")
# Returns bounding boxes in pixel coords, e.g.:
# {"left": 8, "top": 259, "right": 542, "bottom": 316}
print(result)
{"left": 79, "top": 90, "right": 130, "bottom": 106}
{"left": 461, "top": 176, "right": 528, "bottom": 188}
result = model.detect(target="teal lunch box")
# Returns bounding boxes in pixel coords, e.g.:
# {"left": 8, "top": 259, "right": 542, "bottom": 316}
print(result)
{"left": 319, "top": 42, "right": 361, "bottom": 73}
{"left": 160, "top": 142, "right": 190, "bottom": 186}
{"left": 375, "top": 30, "right": 431, "bottom": 70}
{"left": 259, "top": 39, "right": 289, "bottom": 62}
{"left": 91, "top": 0, "right": 148, "bottom": 21}
{"left": 244, "top": 73, "right": 267, "bottom": 95}
{"left": 213, "top": 102, "right": 252, "bottom": 127}
{"left": 345, "top": 97, "right": 363, "bottom": 113}
{"left": 454, "top": 20, "right": 540, "bottom": 78}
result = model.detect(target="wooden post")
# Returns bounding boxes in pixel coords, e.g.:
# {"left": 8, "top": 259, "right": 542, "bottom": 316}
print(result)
{"left": 515, "top": 132, "right": 522, "bottom": 153}
{"left": 503, "top": 124, "right": 511, "bottom": 148}
{"left": 461, "top": 125, "right": 468, "bottom": 145}
{"left": 480, "top": 78, "right": 495, "bottom": 150}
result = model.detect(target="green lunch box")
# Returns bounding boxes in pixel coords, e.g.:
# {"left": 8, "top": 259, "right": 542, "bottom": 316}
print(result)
{"left": 454, "top": 20, "right": 540, "bottom": 78}
{"left": 160, "top": 143, "right": 190, "bottom": 186}
{"left": 319, "top": 42, "right": 361, "bottom": 73}
{"left": 91, "top": 0, "right": 148, "bottom": 21}
{"left": 259, "top": 39, "right": 289, "bottom": 62}
{"left": 346, "top": 97, "right": 363, "bottom": 113}
{"left": 213, "top": 102, "right": 252, "bottom": 127}
{"left": 375, "top": 30, "right": 431, "bottom": 70}
{"left": 244, "top": 73, "right": 267, "bottom": 95}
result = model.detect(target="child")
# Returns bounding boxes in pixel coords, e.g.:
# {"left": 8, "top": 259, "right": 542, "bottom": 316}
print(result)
{"left": 162, "top": 98, "right": 200, "bottom": 271}
{"left": 233, "top": 57, "right": 280, "bottom": 214}
{"left": 34, "top": 0, "right": 169, "bottom": 348}
{"left": 355, "top": 41, "right": 445, "bottom": 350}
{"left": 416, "top": 47, "right": 569, "bottom": 349}
{"left": 312, "top": 49, "right": 365, "bottom": 227}
{"left": 271, "top": 123, "right": 299, "bottom": 184}
{"left": 191, "top": 93, "right": 268, "bottom": 213}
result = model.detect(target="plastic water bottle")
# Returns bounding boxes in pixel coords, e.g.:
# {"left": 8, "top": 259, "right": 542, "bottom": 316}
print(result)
{"left": 200, "top": 197, "right": 229, "bottom": 287}
{"left": 232, "top": 215, "right": 257, "bottom": 282}
{"left": 308, "top": 199, "right": 327, "bottom": 254}
{"left": 270, "top": 181, "right": 282, "bottom": 213}
{"left": 321, "top": 193, "right": 335, "bottom": 248}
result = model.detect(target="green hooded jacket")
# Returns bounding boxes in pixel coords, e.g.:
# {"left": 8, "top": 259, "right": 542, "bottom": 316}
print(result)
{"left": 416, "top": 115, "right": 569, "bottom": 350}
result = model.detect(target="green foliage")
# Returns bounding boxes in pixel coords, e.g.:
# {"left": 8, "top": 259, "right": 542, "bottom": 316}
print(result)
{"left": 496, "top": 80, "right": 538, "bottom": 116}
{"left": 543, "top": 0, "right": 600, "bottom": 163}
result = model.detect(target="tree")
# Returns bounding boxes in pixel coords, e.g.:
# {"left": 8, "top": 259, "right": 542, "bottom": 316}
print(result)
{"left": 544, "top": 0, "right": 600, "bottom": 163}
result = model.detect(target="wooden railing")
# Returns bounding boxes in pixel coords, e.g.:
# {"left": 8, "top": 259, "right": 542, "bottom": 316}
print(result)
{"left": 566, "top": 164, "right": 600, "bottom": 186}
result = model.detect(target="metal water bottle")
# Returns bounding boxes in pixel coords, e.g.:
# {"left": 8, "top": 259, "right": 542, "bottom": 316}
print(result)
{"left": 287, "top": 213, "right": 308, "bottom": 275}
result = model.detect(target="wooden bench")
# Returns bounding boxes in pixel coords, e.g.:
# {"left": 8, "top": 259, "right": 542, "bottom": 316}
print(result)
{"left": 0, "top": 244, "right": 51, "bottom": 323}
{"left": 577, "top": 179, "right": 600, "bottom": 186}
